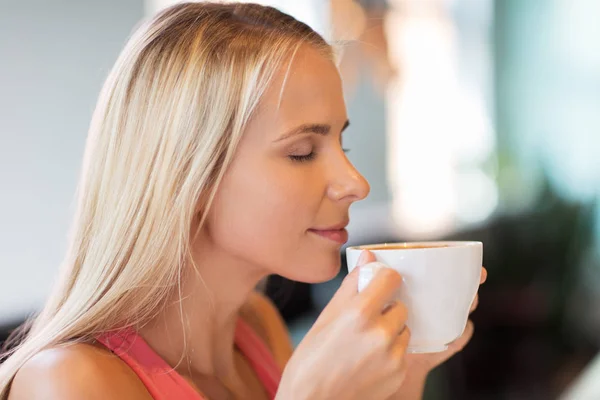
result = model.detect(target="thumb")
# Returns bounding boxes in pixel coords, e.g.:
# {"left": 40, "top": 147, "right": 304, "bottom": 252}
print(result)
{"left": 355, "top": 249, "right": 377, "bottom": 267}
{"left": 315, "top": 250, "right": 377, "bottom": 327}
{"left": 333, "top": 250, "right": 376, "bottom": 302}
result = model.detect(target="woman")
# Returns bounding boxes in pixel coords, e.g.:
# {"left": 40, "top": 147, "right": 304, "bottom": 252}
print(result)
{"left": 0, "top": 3, "right": 485, "bottom": 399}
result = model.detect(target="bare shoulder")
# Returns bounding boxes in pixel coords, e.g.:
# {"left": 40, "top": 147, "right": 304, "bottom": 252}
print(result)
{"left": 9, "top": 343, "right": 151, "bottom": 400}
{"left": 241, "top": 291, "right": 294, "bottom": 369}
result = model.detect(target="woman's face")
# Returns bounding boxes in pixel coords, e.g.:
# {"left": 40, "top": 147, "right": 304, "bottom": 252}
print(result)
{"left": 204, "top": 45, "right": 370, "bottom": 283}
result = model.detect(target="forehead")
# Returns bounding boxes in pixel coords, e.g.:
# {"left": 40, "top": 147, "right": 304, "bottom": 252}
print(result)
{"left": 248, "top": 45, "right": 347, "bottom": 138}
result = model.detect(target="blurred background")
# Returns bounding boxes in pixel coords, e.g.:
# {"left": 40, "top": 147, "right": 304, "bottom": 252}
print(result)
{"left": 1, "top": 0, "right": 599, "bottom": 398}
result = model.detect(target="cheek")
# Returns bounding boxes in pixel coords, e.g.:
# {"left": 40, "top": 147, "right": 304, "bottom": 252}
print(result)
{"left": 208, "top": 165, "right": 313, "bottom": 261}
{"left": 206, "top": 164, "right": 341, "bottom": 282}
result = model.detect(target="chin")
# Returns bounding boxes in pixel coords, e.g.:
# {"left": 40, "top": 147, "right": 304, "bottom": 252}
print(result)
{"left": 292, "top": 252, "right": 343, "bottom": 284}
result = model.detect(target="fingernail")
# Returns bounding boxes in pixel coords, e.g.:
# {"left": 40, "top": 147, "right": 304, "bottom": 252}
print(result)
{"left": 357, "top": 250, "right": 368, "bottom": 265}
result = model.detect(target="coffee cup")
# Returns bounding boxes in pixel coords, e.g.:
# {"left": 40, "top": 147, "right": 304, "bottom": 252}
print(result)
{"left": 346, "top": 242, "right": 483, "bottom": 353}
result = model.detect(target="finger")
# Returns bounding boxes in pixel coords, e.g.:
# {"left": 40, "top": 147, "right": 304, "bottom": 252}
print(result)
{"left": 480, "top": 267, "right": 487, "bottom": 284}
{"left": 358, "top": 267, "right": 403, "bottom": 315}
{"left": 378, "top": 301, "right": 409, "bottom": 339}
{"left": 323, "top": 264, "right": 361, "bottom": 308}
{"left": 314, "top": 262, "right": 364, "bottom": 328}
{"left": 469, "top": 294, "right": 479, "bottom": 313}
{"left": 332, "top": 251, "right": 376, "bottom": 301}
{"left": 317, "top": 251, "right": 387, "bottom": 324}
{"left": 356, "top": 249, "right": 377, "bottom": 267}
{"left": 446, "top": 320, "right": 474, "bottom": 354}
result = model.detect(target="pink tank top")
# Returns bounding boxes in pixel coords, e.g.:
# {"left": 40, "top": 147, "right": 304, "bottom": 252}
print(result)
{"left": 96, "top": 319, "right": 282, "bottom": 399}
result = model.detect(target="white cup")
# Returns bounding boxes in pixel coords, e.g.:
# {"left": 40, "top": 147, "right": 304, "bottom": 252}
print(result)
{"left": 346, "top": 242, "right": 483, "bottom": 353}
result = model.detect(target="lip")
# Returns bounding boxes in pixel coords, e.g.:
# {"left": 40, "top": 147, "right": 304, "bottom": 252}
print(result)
{"left": 311, "top": 220, "right": 349, "bottom": 231}
{"left": 308, "top": 221, "right": 349, "bottom": 245}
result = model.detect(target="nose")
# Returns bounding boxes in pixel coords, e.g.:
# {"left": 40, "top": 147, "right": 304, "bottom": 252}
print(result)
{"left": 327, "top": 158, "right": 370, "bottom": 203}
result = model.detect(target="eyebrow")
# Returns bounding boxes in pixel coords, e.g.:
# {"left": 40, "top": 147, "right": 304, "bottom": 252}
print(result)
{"left": 275, "top": 120, "right": 350, "bottom": 142}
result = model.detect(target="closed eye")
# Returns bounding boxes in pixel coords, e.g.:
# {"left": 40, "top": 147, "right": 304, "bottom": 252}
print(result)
{"left": 289, "top": 152, "right": 316, "bottom": 162}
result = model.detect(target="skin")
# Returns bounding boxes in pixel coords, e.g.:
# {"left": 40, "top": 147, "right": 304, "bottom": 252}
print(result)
{"left": 9, "top": 45, "right": 486, "bottom": 400}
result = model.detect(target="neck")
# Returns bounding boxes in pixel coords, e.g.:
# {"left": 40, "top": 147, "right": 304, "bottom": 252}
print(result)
{"left": 139, "top": 240, "right": 266, "bottom": 387}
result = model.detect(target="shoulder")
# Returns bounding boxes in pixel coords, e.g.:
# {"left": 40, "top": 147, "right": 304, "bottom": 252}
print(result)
{"left": 9, "top": 343, "right": 151, "bottom": 400}
{"left": 241, "top": 291, "right": 294, "bottom": 369}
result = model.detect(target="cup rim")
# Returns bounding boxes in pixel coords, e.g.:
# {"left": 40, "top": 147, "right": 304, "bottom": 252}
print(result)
{"left": 347, "top": 241, "right": 482, "bottom": 251}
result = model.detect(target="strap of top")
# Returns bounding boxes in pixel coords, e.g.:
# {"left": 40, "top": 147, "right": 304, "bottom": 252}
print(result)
{"left": 96, "top": 319, "right": 282, "bottom": 399}
{"left": 234, "top": 318, "right": 282, "bottom": 398}
{"left": 97, "top": 329, "right": 203, "bottom": 399}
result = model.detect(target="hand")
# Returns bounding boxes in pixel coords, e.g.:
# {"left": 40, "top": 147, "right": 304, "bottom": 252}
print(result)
{"left": 277, "top": 251, "right": 411, "bottom": 400}
{"left": 351, "top": 250, "right": 487, "bottom": 400}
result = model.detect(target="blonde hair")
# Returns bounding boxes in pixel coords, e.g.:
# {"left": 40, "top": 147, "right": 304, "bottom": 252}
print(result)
{"left": 0, "top": 2, "right": 331, "bottom": 396}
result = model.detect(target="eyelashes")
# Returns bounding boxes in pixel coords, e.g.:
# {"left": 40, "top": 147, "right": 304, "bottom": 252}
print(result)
{"left": 288, "top": 148, "right": 350, "bottom": 163}
{"left": 289, "top": 152, "right": 316, "bottom": 162}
